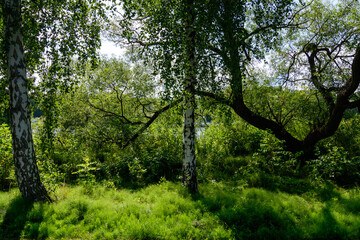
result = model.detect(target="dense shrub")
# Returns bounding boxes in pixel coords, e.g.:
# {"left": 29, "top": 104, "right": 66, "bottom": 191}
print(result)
{"left": 33, "top": 120, "right": 80, "bottom": 186}
{"left": 322, "top": 115, "right": 360, "bottom": 158}
{"left": 37, "top": 93, "right": 184, "bottom": 188}
{"left": 96, "top": 112, "right": 183, "bottom": 188}
{"left": 197, "top": 113, "right": 265, "bottom": 181}
{"left": 248, "top": 134, "right": 299, "bottom": 176}
{"left": 307, "top": 144, "right": 360, "bottom": 187}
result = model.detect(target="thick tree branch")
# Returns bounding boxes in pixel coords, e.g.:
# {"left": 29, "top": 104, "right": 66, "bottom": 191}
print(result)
{"left": 302, "top": 44, "right": 360, "bottom": 150}
{"left": 307, "top": 49, "right": 336, "bottom": 109}
{"left": 195, "top": 90, "right": 231, "bottom": 105}
{"left": 87, "top": 100, "right": 143, "bottom": 125}
{"left": 122, "top": 98, "right": 182, "bottom": 148}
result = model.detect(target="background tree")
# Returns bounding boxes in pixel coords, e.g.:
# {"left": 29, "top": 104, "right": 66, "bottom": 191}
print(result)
{"left": 109, "top": 0, "right": 304, "bottom": 189}
{"left": 41, "top": 58, "right": 185, "bottom": 187}
{"left": 59, "top": 57, "right": 180, "bottom": 150}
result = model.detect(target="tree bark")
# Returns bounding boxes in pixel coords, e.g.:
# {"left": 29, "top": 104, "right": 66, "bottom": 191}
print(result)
{"left": 3, "top": 0, "right": 51, "bottom": 202}
{"left": 182, "top": 0, "right": 198, "bottom": 194}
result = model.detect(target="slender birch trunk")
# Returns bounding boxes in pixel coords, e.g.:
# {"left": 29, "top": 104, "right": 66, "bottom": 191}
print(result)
{"left": 3, "top": 0, "right": 51, "bottom": 202}
{"left": 182, "top": 0, "right": 198, "bottom": 194}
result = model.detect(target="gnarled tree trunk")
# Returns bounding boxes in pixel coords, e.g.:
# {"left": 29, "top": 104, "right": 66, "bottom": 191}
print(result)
{"left": 3, "top": 0, "right": 51, "bottom": 202}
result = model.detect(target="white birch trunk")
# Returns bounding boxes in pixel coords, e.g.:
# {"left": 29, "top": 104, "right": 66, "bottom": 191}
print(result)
{"left": 182, "top": 0, "right": 198, "bottom": 193}
{"left": 182, "top": 83, "right": 198, "bottom": 193}
{"left": 4, "top": 0, "right": 51, "bottom": 202}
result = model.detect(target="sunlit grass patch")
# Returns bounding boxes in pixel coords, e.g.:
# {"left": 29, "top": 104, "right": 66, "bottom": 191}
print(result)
{"left": 0, "top": 182, "right": 232, "bottom": 239}
{"left": 0, "top": 182, "right": 360, "bottom": 239}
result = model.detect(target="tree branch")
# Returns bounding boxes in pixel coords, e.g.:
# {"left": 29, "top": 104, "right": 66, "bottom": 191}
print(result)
{"left": 87, "top": 100, "right": 143, "bottom": 125}
{"left": 195, "top": 90, "right": 231, "bottom": 105}
{"left": 122, "top": 98, "right": 182, "bottom": 148}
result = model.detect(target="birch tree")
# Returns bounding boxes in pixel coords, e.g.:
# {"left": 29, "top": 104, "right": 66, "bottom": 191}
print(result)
{"left": 182, "top": 0, "right": 197, "bottom": 193}
{"left": 1, "top": 0, "right": 109, "bottom": 201}
{"left": 113, "top": 0, "right": 202, "bottom": 192}
{"left": 3, "top": 0, "right": 51, "bottom": 202}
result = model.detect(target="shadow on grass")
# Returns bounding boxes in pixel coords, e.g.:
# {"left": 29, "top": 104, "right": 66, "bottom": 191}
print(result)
{"left": 246, "top": 172, "right": 319, "bottom": 195}
{"left": 192, "top": 190, "right": 303, "bottom": 240}
{"left": 311, "top": 205, "right": 348, "bottom": 240}
{"left": 189, "top": 184, "right": 359, "bottom": 240}
{"left": 0, "top": 196, "right": 42, "bottom": 240}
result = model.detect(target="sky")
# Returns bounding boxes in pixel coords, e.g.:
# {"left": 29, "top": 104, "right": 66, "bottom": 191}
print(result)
{"left": 99, "top": 39, "right": 126, "bottom": 57}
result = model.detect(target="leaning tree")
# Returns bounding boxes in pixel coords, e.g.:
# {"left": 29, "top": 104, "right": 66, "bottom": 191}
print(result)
{"left": 196, "top": 0, "right": 360, "bottom": 165}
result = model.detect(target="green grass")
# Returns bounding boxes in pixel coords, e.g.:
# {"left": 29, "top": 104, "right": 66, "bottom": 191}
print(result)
{"left": 0, "top": 181, "right": 360, "bottom": 239}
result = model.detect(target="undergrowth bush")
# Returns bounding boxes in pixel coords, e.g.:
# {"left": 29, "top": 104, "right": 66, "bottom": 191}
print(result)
{"left": 307, "top": 143, "right": 360, "bottom": 187}
{"left": 197, "top": 116, "right": 265, "bottom": 181}
{"left": 97, "top": 119, "right": 183, "bottom": 188}
{"left": 243, "top": 134, "right": 299, "bottom": 177}
{"left": 327, "top": 115, "right": 360, "bottom": 158}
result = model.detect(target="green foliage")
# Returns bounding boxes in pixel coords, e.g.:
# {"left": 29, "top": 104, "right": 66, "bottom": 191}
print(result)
{"left": 43, "top": 92, "right": 182, "bottom": 188}
{"left": 117, "top": 0, "right": 295, "bottom": 97}
{"left": 45, "top": 58, "right": 184, "bottom": 187}
{"left": 127, "top": 158, "right": 147, "bottom": 183}
{"left": 72, "top": 157, "right": 98, "bottom": 187}
{"left": 226, "top": 133, "right": 310, "bottom": 193}
{"left": 326, "top": 115, "right": 360, "bottom": 158}
{"left": 36, "top": 155, "right": 65, "bottom": 196}
{"left": 251, "top": 134, "right": 299, "bottom": 176}
{"left": 308, "top": 144, "right": 360, "bottom": 188}
{"left": 0, "top": 124, "right": 15, "bottom": 190}
{"left": 197, "top": 105, "right": 265, "bottom": 180}
{"left": 1, "top": 0, "right": 111, "bottom": 123}
{"left": 57, "top": 57, "right": 159, "bottom": 150}
{"left": 196, "top": 103, "right": 304, "bottom": 184}
{"left": 97, "top": 110, "right": 183, "bottom": 188}
{"left": 33, "top": 120, "right": 71, "bottom": 192}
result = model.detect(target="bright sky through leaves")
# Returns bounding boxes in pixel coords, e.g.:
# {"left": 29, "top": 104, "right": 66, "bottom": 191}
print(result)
{"left": 100, "top": 39, "right": 125, "bottom": 57}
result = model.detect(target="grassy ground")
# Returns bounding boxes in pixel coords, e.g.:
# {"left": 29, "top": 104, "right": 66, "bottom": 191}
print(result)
{"left": 0, "top": 181, "right": 360, "bottom": 240}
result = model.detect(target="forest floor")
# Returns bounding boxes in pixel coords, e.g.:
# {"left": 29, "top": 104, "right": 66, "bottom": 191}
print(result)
{"left": 0, "top": 181, "right": 360, "bottom": 240}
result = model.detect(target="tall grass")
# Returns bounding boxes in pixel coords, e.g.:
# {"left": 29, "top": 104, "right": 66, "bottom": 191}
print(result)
{"left": 0, "top": 181, "right": 360, "bottom": 239}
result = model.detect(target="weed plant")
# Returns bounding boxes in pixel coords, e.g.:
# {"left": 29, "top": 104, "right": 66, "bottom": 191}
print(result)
{"left": 1, "top": 181, "right": 360, "bottom": 239}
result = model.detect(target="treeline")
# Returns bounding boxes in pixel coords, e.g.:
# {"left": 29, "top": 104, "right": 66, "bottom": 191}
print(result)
{"left": 1, "top": 0, "right": 360, "bottom": 200}
{"left": 2, "top": 57, "right": 360, "bottom": 194}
